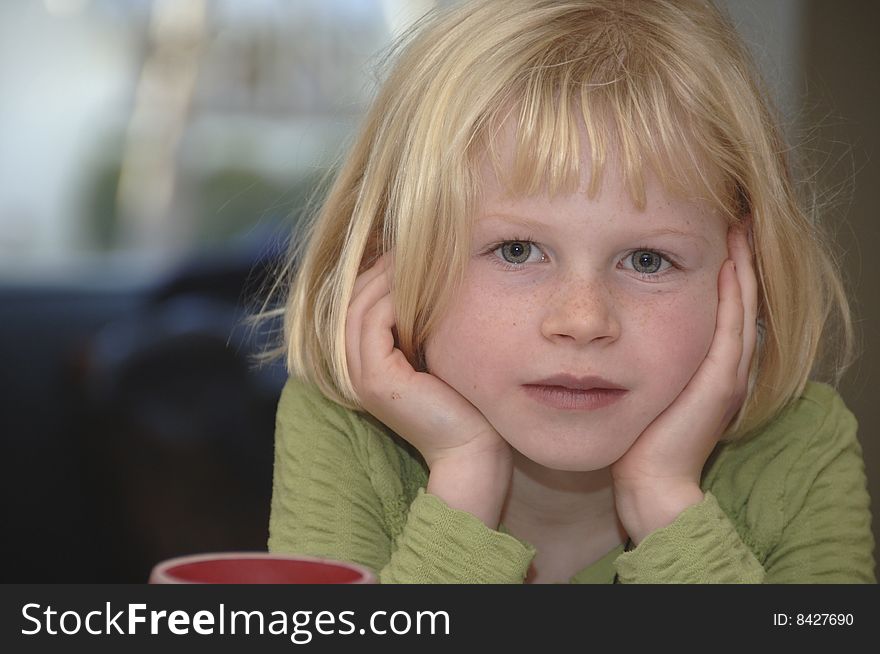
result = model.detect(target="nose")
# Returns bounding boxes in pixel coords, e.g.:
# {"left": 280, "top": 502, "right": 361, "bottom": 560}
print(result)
{"left": 540, "top": 274, "right": 621, "bottom": 345}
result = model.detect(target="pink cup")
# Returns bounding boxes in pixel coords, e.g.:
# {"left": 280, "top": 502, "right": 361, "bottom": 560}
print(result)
{"left": 149, "top": 552, "right": 376, "bottom": 584}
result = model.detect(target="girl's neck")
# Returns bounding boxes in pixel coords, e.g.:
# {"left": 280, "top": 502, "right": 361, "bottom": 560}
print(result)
{"left": 501, "top": 452, "right": 628, "bottom": 582}
{"left": 503, "top": 450, "right": 618, "bottom": 523}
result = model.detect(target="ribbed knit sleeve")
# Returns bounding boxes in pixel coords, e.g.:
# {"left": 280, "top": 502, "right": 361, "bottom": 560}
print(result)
{"left": 267, "top": 379, "right": 394, "bottom": 575}
{"left": 612, "top": 383, "right": 875, "bottom": 584}
{"left": 268, "top": 378, "right": 535, "bottom": 583}
{"left": 759, "top": 387, "right": 875, "bottom": 583}
{"left": 613, "top": 491, "right": 765, "bottom": 583}
{"left": 382, "top": 490, "right": 535, "bottom": 583}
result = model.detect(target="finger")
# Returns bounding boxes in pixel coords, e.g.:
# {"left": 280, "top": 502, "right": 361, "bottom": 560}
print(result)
{"left": 692, "top": 259, "right": 746, "bottom": 445}
{"left": 683, "top": 259, "right": 744, "bottom": 414}
{"left": 713, "top": 258, "right": 745, "bottom": 391}
{"left": 359, "top": 290, "right": 404, "bottom": 388}
{"left": 727, "top": 224, "right": 758, "bottom": 393}
{"left": 346, "top": 260, "right": 393, "bottom": 386}
{"left": 352, "top": 252, "right": 389, "bottom": 298}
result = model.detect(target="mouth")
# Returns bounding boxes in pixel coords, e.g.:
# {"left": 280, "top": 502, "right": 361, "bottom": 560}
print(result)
{"left": 525, "top": 373, "right": 627, "bottom": 392}
{"left": 521, "top": 384, "right": 628, "bottom": 411}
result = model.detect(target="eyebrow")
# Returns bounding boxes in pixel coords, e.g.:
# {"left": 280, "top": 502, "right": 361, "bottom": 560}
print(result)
{"left": 478, "top": 214, "right": 710, "bottom": 245}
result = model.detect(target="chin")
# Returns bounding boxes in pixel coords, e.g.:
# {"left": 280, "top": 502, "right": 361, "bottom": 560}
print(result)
{"left": 508, "top": 440, "right": 633, "bottom": 473}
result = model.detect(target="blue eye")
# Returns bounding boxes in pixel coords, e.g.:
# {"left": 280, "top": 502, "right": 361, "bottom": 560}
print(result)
{"left": 625, "top": 248, "right": 677, "bottom": 280}
{"left": 631, "top": 250, "right": 662, "bottom": 274}
{"left": 486, "top": 237, "right": 545, "bottom": 269}
{"left": 500, "top": 241, "right": 532, "bottom": 264}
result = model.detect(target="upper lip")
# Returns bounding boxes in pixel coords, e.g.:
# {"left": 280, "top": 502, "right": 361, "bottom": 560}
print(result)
{"left": 525, "top": 374, "right": 627, "bottom": 391}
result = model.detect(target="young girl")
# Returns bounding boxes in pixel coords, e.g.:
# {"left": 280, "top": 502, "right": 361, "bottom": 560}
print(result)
{"left": 264, "top": 0, "right": 875, "bottom": 583}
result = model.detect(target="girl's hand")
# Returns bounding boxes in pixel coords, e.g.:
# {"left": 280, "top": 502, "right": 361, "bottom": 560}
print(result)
{"left": 345, "top": 253, "right": 511, "bottom": 470}
{"left": 610, "top": 222, "right": 758, "bottom": 544}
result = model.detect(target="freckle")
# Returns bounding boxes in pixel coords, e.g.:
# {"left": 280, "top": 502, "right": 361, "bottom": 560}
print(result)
{"left": 391, "top": 392, "right": 401, "bottom": 400}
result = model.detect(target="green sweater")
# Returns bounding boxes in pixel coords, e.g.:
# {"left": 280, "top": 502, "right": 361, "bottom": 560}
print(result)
{"left": 268, "top": 378, "right": 875, "bottom": 583}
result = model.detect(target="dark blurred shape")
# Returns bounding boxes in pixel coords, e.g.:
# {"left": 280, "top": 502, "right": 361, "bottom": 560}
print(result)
{"left": 0, "top": 225, "right": 289, "bottom": 582}
{"left": 79, "top": 304, "right": 272, "bottom": 582}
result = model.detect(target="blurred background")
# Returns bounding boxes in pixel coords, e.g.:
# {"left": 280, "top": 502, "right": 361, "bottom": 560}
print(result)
{"left": 1, "top": 0, "right": 877, "bottom": 582}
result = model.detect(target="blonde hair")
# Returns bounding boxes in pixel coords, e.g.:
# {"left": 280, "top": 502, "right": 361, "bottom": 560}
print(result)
{"left": 261, "top": 0, "right": 857, "bottom": 442}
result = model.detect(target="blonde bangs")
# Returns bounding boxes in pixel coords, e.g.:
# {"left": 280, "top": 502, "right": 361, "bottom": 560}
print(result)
{"left": 477, "top": 13, "right": 739, "bottom": 223}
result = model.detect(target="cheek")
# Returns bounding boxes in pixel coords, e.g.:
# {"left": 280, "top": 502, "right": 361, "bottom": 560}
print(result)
{"left": 424, "top": 273, "right": 527, "bottom": 387}
{"left": 639, "top": 285, "right": 718, "bottom": 389}
{"left": 424, "top": 281, "right": 492, "bottom": 379}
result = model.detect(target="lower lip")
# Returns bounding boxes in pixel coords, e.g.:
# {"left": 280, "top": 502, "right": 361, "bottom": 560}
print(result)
{"left": 522, "top": 385, "right": 627, "bottom": 411}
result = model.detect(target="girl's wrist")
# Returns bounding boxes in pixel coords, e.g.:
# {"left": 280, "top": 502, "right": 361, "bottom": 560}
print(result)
{"left": 613, "top": 482, "right": 705, "bottom": 546}
{"left": 427, "top": 449, "right": 513, "bottom": 529}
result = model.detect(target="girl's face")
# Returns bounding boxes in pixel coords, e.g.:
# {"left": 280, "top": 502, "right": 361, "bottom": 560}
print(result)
{"left": 423, "top": 142, "right": 730, "bottom": 472}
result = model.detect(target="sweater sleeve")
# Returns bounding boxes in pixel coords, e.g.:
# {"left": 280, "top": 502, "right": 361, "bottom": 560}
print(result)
{"left": 612, "top": 491, "right": 766, "bottom": 583}
{"left": 613, "top": 386, "right": 876, "bottom": 583}
{"left": 382, "top": 490, "right": 535, "bottom": 583}
{"left": 760, "top": 390, "right": 875, "bottom": 583}
{"left": 268, "top": 378, "right": 535, "bottom": 583}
